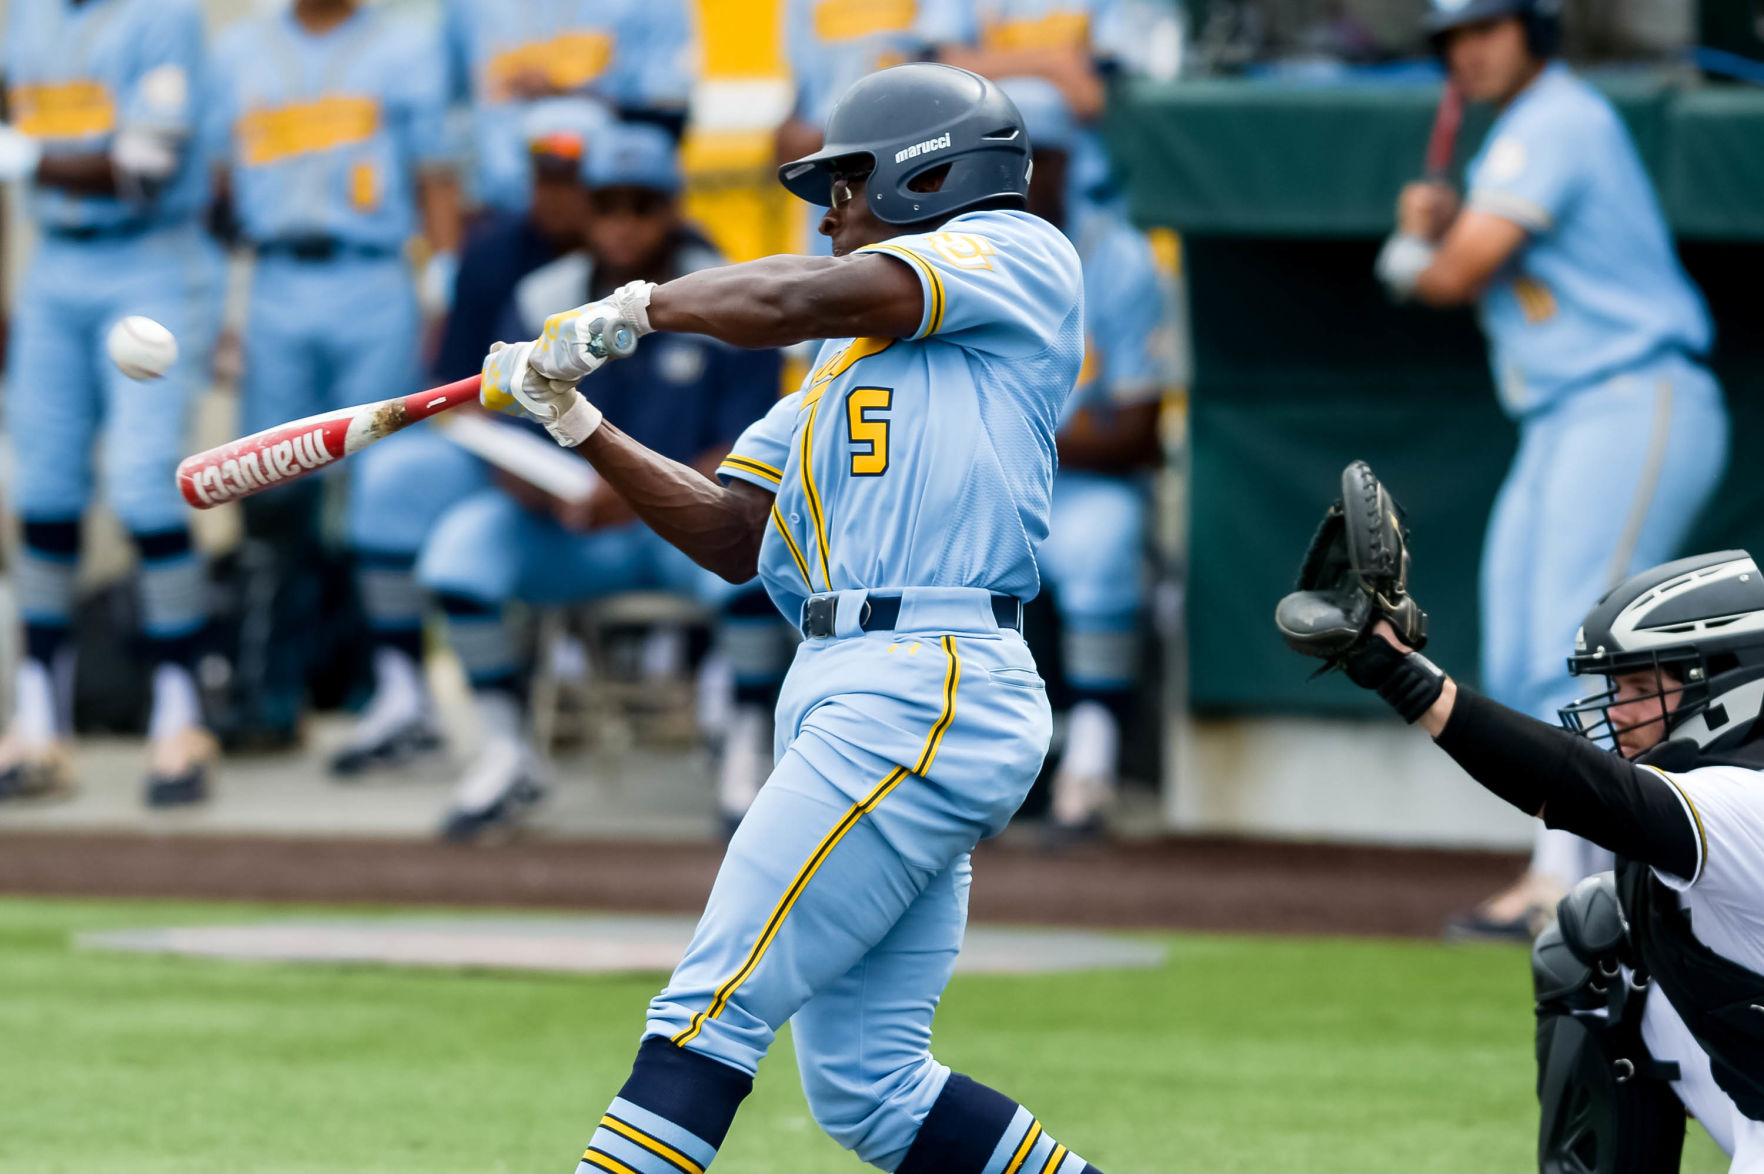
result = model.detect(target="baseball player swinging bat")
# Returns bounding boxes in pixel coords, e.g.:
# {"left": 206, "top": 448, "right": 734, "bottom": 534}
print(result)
{"left": 176, "top": 320, "right": 637, "bottom": 509}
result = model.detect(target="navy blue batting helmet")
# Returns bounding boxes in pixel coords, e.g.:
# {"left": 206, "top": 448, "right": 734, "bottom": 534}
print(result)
{"left": 1425, "top": 0, "right": 1561, "bottom": 57}
{"left": 778, "top": 63, "right": 1030, "bottom": 226}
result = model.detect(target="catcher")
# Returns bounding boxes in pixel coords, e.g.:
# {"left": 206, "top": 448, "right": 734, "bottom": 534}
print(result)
{"left": 1278, "top": 462, "right": 1764, "bottom": 1172}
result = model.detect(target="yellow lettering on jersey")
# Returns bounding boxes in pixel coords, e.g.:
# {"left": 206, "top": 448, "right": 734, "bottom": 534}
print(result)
{"left": 981, "top": 10, "right": 1089, "bottom": 52}
{"left": 486, "top": 31, "right": 614, "bottom": 100}
{"left": 236, "top": 96, "right": 380, "bottom": 167}
{"left": 813, "top": 0, "right": 916, "bottom": 42}
{"left": 846, "top": 386, "right": 893, "bottom": 476}
{"left": 9, "top": 81, "right": 115, "bottom": 140}
{"left": 927, "top": 232, "right": 997, "bottom": 271}
{"left": 802, "top": 336, "right": 895, "bottom": 410}
{"left": 1512, "top": 275, "right": 1557, "bottom": 324}
{"left": 350, "top": 161, "right": 379, "bottom": 212}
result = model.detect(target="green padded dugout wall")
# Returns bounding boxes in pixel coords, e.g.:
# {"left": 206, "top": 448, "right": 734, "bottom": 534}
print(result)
{"left": 1106, "top": 80, "right": 1764, "bottom": 714}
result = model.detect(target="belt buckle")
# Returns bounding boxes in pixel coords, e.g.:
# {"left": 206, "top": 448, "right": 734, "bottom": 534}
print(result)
{"left": 803, "top": 595, "right": 836, "bottom": 638}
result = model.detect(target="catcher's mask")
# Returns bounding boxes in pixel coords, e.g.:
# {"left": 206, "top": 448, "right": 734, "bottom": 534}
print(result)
{"left": 1559, "top": 551, "right": 1764, "bottom": 756}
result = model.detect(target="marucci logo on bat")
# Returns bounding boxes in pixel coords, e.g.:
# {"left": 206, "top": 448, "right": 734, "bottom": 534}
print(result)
{"left": 187, "top": 428, "right": 335, "bottom": 505}
{"left": 894, "top": 132, "right": 950, "bottom": 164}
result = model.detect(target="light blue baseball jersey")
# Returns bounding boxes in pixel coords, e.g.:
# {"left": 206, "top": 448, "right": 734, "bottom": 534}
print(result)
{"left": 784, "top": 0, "right": 925, "bottom": 129}
{"left": 3, "top": 0, "right": 207, "bottom": 230}
{"left": 1066, "top": 204, "right": 1168, "bottom": 421}
{"left": 206, "top": 7, "right": 449, "bottom": 250}
{"left": 716, "top": 209, "right": 1084, "bottom": 623}
{"left": 1465, "top": 63, "right": 1712, "bottom": 417}
{"left": 443, "top": 0, "right": 693, "bottom": 214}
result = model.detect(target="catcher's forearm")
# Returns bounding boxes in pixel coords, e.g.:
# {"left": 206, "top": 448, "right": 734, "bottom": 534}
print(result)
{"left": 1432, "top": 687, "right": 1700, "bottom": 879}
{"left": 573, "top": 422, "right": 769, "bottom": 583}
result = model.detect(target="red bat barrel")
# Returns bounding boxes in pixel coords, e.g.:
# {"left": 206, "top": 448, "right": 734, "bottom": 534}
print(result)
{"left": 176, "top": 375, "right": 482, "bottom": 509}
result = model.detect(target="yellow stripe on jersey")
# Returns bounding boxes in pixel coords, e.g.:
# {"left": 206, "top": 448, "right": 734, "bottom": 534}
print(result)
{"left": 670, "top": 638, "right": 961, "bottom": 1050}
{"left": 982, "top": 10, "right": 1090, "bottom": 51}
{"left": 236, "top": 95, "right": 379, "bottom": 166}
{"left": 598, "top": 1116, "right": 704, "bottom": 1174}
{"left": 859, "top": 244, "right": 945, "bottom": 336}
{"left": 799, "top": 398, "right": 833, "bottom": 588}
{"left": 9, "top": 80, "right": 115, "bottom": 139}
{"left": 770, "top": 502, "right": 814, "bottom": 590}
{"left": 814, "top": 0, "right": 916, "bottom": 41}
{"left": 719, "top": 454, "right": 782, "bottom": 484}
{"left": 1003, "top": 1121, "right": 1044, "bottom": 1174}
{"left": 486, "top": 32, "right": 613, "bottom": 100}
{"left": 1644, "top": 765, "right": 1709, "bottom": 884}
{"left": 1041, "top": 1143, "right": 1070, "bottom": 1174}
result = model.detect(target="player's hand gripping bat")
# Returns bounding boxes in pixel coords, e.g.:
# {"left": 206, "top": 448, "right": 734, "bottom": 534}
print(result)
{"left": 177, "top": 319, "right": 638, "bottom": 509}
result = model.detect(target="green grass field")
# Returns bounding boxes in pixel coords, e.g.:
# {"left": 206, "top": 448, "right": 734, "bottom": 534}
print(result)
{"left": 0, "top": 898, "right": 1729, "bottom": 1173}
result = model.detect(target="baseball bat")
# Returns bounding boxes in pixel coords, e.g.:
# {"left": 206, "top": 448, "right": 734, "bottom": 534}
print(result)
{"left": 177, "top": 375, "right": 484, "bottom": 509}
{"left": 1423, "top": 81, "right": 1464, "bottom": 182}
{"left": 177, "top": 316, "right": 639, "bottom": 509}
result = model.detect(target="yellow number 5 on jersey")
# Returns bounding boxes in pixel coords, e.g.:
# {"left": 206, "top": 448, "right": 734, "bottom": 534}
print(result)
{"left": 847, "top": 387, "right": 892, "bottom": 476}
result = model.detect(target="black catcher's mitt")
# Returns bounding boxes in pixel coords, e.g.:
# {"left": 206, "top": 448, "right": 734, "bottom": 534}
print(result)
{"left": 1274, "top": 460, "right": 1427, "bottom": 670}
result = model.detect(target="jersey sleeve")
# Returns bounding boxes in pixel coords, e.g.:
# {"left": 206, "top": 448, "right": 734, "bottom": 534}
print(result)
{"left": 120, "top": 2, "right": 205, "bottom": 138}
{"left": 611, "top": 0, "right": 696, "bottom": 112}
{"left": 388, "top": 23, "right": 454, "bottom": 169}
{"left": 1645, "top": 766, "right": 1764, "bottom": 898}
{"left": 1466, "top": 104, "right": 1589, "bottom": 235}
{"left": 718, "top": 390, "right": 801, "bottom": 492}
{"left": 858, "top": 213, "right": 1082, "bottom": 358}
{"left": 1085, "top": 226, "right": 1171, "bottom": 405}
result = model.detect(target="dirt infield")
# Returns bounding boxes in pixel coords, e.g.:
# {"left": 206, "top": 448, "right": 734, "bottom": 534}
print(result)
{"left": 0, "top": 832, "right": 1524, "bottom": 938}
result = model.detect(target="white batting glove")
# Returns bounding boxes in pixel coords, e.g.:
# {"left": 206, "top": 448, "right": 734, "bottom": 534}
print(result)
{"left": 529, "top": 280, "right": 655, "bottom": 382}
{"left": 481, "top": 340, "right": 604, "bottom": 447}
{"left": 0, "top": 124, "right": 42, "bottom": 183}
{"left": 1374, "top": 233, "right": 1437, "bottom": 302}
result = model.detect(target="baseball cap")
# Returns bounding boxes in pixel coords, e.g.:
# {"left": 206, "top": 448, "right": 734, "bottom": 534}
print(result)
{"left": 523, "top": 97, "right": 610, "bottom": 163}
{"left": 583, "top": 122, "right": 682, "bottom": 194}
{"left": 996, "top": 76, "right": 1078, "bottom": 155}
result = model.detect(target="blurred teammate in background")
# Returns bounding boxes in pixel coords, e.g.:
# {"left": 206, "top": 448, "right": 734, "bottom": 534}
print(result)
{"left": 775, "top": 0, "right": 926, "bottom": 252}
{"left": 443, "top": 0, "right": 694, "bottom": 222}
{"left": 1002, "top": 78, "right": 1168, "bottom": 839}
{"left": 206, "top": 0, "right": 461, "bottom": 751}
{"left": 1376, "top": 0, "right": 1729, "bottom": 940}
{"left": 0, "top": 0, "right": 223, "bottom": 805}
{"left": 432, "top": 99, "right": 604, "bottom": 383}
{"left": 917, "top": 0, "right": 1130, "bottom": 211}
{"left": 419, "top": 123, "right": 784, "bottom": 841}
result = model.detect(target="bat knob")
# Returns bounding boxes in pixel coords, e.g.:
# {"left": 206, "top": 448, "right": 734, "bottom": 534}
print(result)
{"left": 589, "top": 316, "right": 640, "bottom": 360}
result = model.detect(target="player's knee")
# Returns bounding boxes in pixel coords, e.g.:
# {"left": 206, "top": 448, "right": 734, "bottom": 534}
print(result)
{"left": 416, "top": 492, "right": 521, "bottom": 600}
{"left": 800, "top": 1051, "right": 943, "bottom": 1166}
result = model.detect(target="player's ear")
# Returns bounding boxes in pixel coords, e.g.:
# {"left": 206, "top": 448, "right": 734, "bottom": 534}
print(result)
{"left": 906, "top": 163, "right": 951, "bottom": 194}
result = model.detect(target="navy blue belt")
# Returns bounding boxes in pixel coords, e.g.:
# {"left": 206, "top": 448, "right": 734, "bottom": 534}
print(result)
{"left": 800, "top": 593, "right": 1022, "bottom": 639}
{"left": 46, "top": 220, "right": 151, "bottom": 242}
{"left": 255, "top": 237, "right": 400, "bottom": 262}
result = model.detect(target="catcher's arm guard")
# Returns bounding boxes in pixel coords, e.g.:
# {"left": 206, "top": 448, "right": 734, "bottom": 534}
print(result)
{"left": 1275, "top": 461, "right": 1443, "bottom": 722}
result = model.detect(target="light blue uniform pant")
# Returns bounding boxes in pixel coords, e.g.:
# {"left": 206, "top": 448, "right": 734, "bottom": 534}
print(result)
{"left": 644, "top": 589, "right": 1052, "bottom": 1170}
{"left": 241, "top": 251, "right": 423, "bottom": 549}
{"left": 1037, "top": 471, "right": 1146, "bottom": 691}
{"left": 4, "top": 223, "right": 222, "bottom": 532}
{"left": 1480, "top": 353, "right": 1728, "bottom": 887}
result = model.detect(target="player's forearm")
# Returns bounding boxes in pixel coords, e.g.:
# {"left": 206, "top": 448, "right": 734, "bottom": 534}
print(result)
{"left": 1432, "top": 687, "right": 1700, "bottom": 878}
{"left": 573, "top": 421, "right": 769, "bottom": 582}
{"left": 33, "top": 152, "right": 122, "bottom": 196}
{"left": 417, "top": 170, "right": 463, "bottom": 255}
{"left": 1056, "top": 403, "right": 1162, "bottom": 471}
{"left": 646, "top": 253, "right": 921, "bottom": 349}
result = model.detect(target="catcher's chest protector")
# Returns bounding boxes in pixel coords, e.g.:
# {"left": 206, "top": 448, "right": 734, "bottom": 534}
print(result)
{"left": 1619, "top": 859, "right": 1764, "bottom": 1122}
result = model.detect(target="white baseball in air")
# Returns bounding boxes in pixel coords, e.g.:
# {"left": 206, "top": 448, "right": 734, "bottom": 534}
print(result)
{"left": 106, "top": 315, "right": 178, "bottom": 381}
